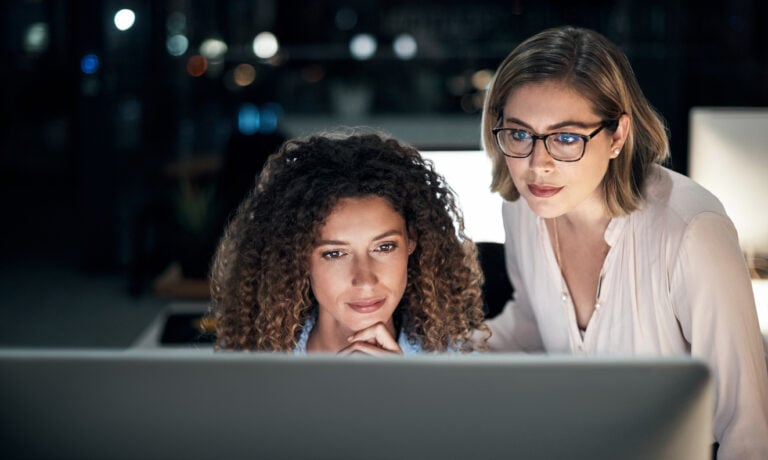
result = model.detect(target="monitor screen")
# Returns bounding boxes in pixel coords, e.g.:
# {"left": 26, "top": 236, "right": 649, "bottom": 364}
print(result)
{"left": 421, "top": 150, "right": 504, "bottom": 244}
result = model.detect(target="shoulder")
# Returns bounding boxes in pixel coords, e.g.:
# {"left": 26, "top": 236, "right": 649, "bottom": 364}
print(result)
{"left": 398, "top": 331, "right": 424, "bottom": 354}
{"left": 293, "top": 314, "right": 315, "bottom": 354}
{"left": 629, "top": 165, "right": 740, "bottom": 265}
{"left": 502, "top": 197, "right": 532, "bottom": 218}
{"left": 501, "top": 198, "right": 539, "bottom": 235}
{"left": 398, "top": 329, "right": 470, "bottom": 354}
{"left": 639, "top": 164, "right": 729, "bottom": 229}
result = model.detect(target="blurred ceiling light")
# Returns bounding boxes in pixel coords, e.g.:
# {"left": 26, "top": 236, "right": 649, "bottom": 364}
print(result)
{"left": 166, "top": 34, "right": 189, "bottom": 56}
{"left": 186, "top": 55, "right": 208, "bottom": 77}
{"left": 252, "top": 32, "right": 279, "bottom": 59}
{"left": 471, "top": 69, "right": 493, "bottom": 91}
{"left": 238, "top": 103, "right": 260, "bottom": 135}
{"left": 80, "top": 54, "right": 100, "bottom": 74}
{"left": 349, "top": 34, "right": 377, "bottom": 60}
{"left": 233, "top": 63, "right": 257, "bottom": 86}
{"left": 114, "top": 9, "right": 136, "bottom": 31}
{"left": 200, "top": 38, "right": 228, "bottom": 60}
{"left": 393, "top": 34, "right": 417, "bottom": 60}
{"left": 260, "top": 103, "right": 283, "bottom": 134}
{"left": 24, "top": 22, "right": 49, "bottom": 52}
{"left": 335, "top": 8, "right": 357, "bottom": 31}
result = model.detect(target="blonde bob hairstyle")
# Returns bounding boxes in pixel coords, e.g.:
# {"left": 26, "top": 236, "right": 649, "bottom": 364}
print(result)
{"left": 481, "top": 26, "right": 669, "bottom": 216}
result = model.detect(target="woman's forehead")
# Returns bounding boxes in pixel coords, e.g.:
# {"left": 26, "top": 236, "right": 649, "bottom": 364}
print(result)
{"left": 502, "top": 81, "right": 599, "bottom": 126}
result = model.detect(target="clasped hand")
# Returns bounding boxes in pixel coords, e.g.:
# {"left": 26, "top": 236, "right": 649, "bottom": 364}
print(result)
{"left": 337, "top": 322, "right": 403, "bottom": 356}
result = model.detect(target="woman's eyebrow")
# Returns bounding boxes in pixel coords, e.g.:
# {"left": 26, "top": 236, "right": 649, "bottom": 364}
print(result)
{"left": 314, "top": 229, "right": 403, "bottom": 247}
{"left": 503, "top": 116, "right": 598, "bottom": 131}
{"left": 315, "top": 239, "right": 348, "bottom": 246}
{"left": 372, "top": 229, "right": 404, "bottom": 241}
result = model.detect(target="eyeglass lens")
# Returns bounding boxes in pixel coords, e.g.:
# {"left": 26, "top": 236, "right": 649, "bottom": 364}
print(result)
{"left": 496, "top": 130, "right": 585, "bottom": 160}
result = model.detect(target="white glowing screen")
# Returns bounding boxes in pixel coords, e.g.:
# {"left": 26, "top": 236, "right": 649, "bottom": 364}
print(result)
{"left": 421, "top": 150, "right": 504, "bottom": 243}
{"left": 688, "top": 107, "right": 768, "bottom": 258}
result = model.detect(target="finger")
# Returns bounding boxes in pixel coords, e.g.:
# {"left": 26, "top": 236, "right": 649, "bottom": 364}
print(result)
{"left": 338, "top": 340, "right": 402, "bottom": 356}
{"left": 347, "top": 322, "right": 401, "bottom": 352}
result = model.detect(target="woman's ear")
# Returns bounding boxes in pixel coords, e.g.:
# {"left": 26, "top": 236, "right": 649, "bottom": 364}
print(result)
{"left": 610, "top": 114, "right": 631, "bottom": 157}
{"left": 407, "top": 229, "right": 417, "bottom": 255}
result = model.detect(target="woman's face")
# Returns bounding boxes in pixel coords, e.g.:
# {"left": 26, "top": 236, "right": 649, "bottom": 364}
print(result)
{"left": 309, "top": 196, "right": 415, "bottom": 338}
{"left": 500, "top": 81, "right": 627, "bottom": 219}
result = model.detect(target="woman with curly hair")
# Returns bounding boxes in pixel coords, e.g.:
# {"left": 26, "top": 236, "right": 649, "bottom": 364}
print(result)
{"left": 210, "top": 130, "right": 488, "bottom": 354}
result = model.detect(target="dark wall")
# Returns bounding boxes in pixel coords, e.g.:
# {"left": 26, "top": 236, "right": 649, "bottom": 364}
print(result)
{"left": 1, "top": 0, "right": 766, "bottom": 290}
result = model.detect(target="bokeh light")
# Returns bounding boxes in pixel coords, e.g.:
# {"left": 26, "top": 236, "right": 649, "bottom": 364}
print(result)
{"left": 260, "top": 103, "right": 283, "bottom": 133}
{"left": 80, "top": 54, "right": 100, "bottom": 74}
{"left": 233, "top": 64, "right": 257, "bottom": 87}
{"left": 24, "top": 23, "right": 49, "bottom": 53}
{"left": 349, "top": 34, "right": 377, "bottom": 60}
{"left": 238, "top": 103, "right": 260, "bottom": 135}
{"left": 252, "top": 32, "right": 279, "bottom": 59}
{"left": 114, "top": 9, "right": 136, "bottom": 31}
{"left": 393, "top": 34, "right": 417, "bottom": 60}
{"left": 237, "top": 103, "right": 283, "bottom": 135}
{"left": 200, "top": 38, "right": 228, "bottom": 60}
{"left": 471, "top": 69, "right": 493, "bottom": 91}
{"left": 166, "top": 34, "right": 189, "bottom": 56}
{"left": 186, "top": 55, "right": 208, "bottom": 77}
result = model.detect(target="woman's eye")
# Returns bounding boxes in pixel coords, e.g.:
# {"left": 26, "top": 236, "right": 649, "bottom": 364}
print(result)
{"left": 552, "top": 133, "right": 581, "bottom": 145}
{"left": 375, "top": 243, "right": 397, "bottom": 253}
{"left": 321, "top": 250, "right": 344, "bottom": 259}
{"left": 510, "top": 130, "right": 531, "bottom": 141}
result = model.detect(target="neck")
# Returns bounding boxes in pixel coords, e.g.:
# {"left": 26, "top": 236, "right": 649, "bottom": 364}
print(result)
{"left": 556, "top": 187, "right": 613, "bottom": 234}
{"left": 551, "top": 210, "right": 612, "bottom": 264}
{"left": 556, "top": 205, "right": 612, "bottom": 237}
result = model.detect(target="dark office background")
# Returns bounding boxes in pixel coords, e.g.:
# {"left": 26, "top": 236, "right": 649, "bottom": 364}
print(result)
{"left": 1, "top": 0, "right": 766, "bottom": 346}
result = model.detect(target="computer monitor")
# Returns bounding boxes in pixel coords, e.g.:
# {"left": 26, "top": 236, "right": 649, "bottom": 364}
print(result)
{"left": 688, "top": 107, "right": 768, "bottom": 268}
{"left": 0, "top": 349, "right": 712, "bottom": 460}
{"left": 421, "top": 150, "right": 504, "bottom": 244}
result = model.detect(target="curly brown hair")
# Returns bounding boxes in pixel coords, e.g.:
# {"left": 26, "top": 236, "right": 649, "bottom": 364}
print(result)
{"left": 210, "top": 129, "right": 488, "bottom": 352}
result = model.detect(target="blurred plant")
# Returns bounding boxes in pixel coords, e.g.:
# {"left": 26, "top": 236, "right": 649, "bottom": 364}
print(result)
{"left": 175, "top": 177, "right": 216, "bottom": 237}
{"left": 173, "top": 176, "right": 219, "bottom": 278}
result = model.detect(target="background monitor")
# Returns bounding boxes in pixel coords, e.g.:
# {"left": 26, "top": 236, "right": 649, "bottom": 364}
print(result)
{"left": 688, "top": 107, "right": 768, "bottom": 340}
{"left": 688, "top": 107, "right": 768, "bottom": 266}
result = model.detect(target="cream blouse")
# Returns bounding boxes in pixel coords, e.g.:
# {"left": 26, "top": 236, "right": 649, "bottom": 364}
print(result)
{"left": 486, "top": 165, "right": 768, "bottom": 459}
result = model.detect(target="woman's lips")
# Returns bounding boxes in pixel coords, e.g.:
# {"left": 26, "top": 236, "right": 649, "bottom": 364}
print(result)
{"left": 347, "top": 297, "right": 386, "bottom": 313}
{"left": 528, "top": 184, "right": 563, "bottom": 198}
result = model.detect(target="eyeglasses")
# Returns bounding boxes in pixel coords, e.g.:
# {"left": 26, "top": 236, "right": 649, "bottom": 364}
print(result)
{"left": 492, "top": 120, "right": 616, "bottom": 162}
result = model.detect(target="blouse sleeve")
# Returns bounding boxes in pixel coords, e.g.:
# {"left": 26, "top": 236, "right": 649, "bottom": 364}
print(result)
{"left": 670, "top": 212, "right": 768, "bottom": 459}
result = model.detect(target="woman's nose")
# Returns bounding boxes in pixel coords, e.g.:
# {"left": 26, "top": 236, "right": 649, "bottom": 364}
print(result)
{"left": 351, "top": 256, "right": 378, "bottom": 286}
{"left": 528, "top": 138, "right": 555, "bottom": 172}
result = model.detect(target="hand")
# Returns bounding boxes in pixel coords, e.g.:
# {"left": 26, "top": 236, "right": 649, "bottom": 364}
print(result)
{"left": 337, "top": 322, "right": 403, "bottom": 356}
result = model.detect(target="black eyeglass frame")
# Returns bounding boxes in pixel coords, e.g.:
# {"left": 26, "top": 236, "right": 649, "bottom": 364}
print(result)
{"left": 491, "top": 120, "right": 618, "bottom": 162}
